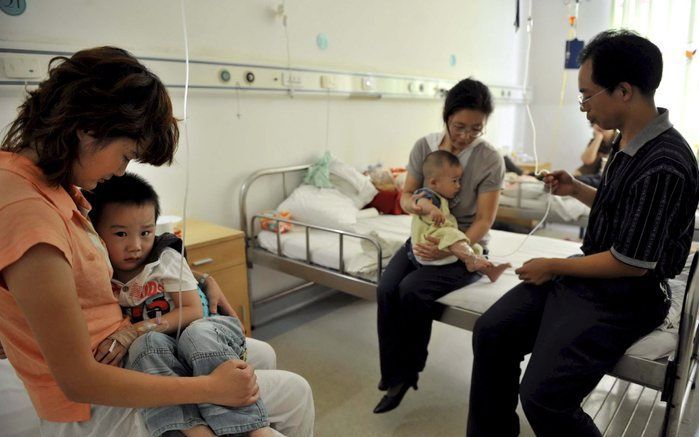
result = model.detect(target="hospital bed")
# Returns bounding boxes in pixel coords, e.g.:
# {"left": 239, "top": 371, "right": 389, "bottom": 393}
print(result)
{"left": 240, "top": 164, "right": 699, "bottom": 437}
{"left": 496, "top": 177, "right": 590, "bottom": 230}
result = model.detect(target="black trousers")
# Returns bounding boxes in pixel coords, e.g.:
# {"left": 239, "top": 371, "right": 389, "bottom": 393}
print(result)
{"left": 377, "top": 242, "right": 481, "bottom": 387}
{"left": 467, "top": 275, "right": 669, "bottom": 437}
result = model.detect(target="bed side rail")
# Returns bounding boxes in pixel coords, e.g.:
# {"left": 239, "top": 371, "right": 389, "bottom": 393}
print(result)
{"left": 251, "top": 214, "right": 383, "bottom": 282}
{"left": 662, "top": 252, "right": 699, "bottom": 437}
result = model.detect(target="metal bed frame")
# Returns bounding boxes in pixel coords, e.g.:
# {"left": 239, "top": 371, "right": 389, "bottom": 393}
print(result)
{"left": 240, "top": 164, "right": 698, "bottom": 436}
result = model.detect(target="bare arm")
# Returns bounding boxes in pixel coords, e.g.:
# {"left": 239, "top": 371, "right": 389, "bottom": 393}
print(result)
{"left": 463, "top": 190, "right": 500, "bottom": 245}
{"left": 415, "top": 198, "right": 445, "bottom": 225}
{"left": 580, "top": 134, "right": 603, "bottom": 166}
{"left": 515, "top": 251, "right": 646, "bottom": 285}
{"left": 2, "top": 244, "right": 259, "bottom": 408}
{"left": 399, "top": 173, "right": 425, "bottom": 215}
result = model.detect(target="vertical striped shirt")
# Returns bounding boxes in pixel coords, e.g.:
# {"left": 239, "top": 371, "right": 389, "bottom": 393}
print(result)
{"left": 581, "top": 108, "right": 699, "bottom": 279}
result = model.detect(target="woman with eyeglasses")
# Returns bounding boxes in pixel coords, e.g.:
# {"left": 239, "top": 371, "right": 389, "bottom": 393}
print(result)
{"left": 374, "top": 78, "right": 505, "bottom": 413}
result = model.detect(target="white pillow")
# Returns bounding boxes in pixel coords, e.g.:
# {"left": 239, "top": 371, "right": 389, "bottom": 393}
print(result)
{"left": 329, "top": 159, "right": 378, "bottom": 208}
{"left": 277, "top": 185, "right": 359, "bottom": 231}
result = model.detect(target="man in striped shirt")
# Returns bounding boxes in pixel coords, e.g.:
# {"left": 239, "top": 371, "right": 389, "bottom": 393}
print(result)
{"left": 467, "top": 30, "right": 699, "bottom": 437}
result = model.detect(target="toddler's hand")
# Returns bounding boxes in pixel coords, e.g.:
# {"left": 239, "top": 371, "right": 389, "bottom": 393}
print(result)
{"left": 429, "top": 209, "right": 446, "bottom": 226}
{"left": 94, "top": 336, "right": 128, "bottom": 367}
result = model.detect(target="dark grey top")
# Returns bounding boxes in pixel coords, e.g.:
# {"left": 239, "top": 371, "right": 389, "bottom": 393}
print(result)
{"left": 582, "top": 108, "right": 699, "bottom": 279}
{"left": 406, "top": 132, "right": 505, "bottom": 245}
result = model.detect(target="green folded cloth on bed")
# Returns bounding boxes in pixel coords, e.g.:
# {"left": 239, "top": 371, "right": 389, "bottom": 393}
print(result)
{"left": 304, "top": 151, "right": 334, "bottom": 188}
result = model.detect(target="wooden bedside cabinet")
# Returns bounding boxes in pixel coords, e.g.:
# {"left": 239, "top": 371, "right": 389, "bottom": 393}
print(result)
{"left": 184, "top": 220, "right": 251, "bottom": 334}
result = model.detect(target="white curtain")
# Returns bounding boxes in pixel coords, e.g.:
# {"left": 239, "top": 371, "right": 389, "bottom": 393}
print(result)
{"left": 612, "top": 0, "right": 698, "bottom": 152}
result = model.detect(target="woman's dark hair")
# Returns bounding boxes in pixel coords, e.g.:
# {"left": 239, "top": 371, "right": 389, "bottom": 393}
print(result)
{"left": 442, "top": 77, "right": 494, "bottom": 123}
{"left": 578, "top": 29, "right": 662, "bottom": 97}
{"left": 84, "top": 172, "right": 160, "bottom": 228}
{"left": 1, "top": 46, "right": 178, "bottom": 187}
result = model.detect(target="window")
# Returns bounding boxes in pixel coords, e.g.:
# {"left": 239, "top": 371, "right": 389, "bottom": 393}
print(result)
{"left": 613, "top": 0, "right": 699, "bottom": 154}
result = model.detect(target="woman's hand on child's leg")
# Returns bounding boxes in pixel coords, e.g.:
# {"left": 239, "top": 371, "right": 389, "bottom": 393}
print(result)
{"left": 207, "top": 359, "right": 260, "bottom": 407}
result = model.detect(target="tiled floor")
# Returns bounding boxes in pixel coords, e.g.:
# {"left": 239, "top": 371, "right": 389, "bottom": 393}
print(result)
{"left": 254, "top": 291, "right": 698, "bottom": 437}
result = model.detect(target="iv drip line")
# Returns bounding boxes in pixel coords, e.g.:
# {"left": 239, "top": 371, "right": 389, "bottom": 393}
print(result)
{"left": 489, "top": 0, "right": 555, "bottom": 259}
{"left": 175, "top": 0, "right": 192, "bottom": 341}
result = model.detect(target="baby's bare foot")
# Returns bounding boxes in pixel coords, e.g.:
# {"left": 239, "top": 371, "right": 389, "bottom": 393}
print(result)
{"left": 480, "top": 263, "right": 511, "bottom": 282}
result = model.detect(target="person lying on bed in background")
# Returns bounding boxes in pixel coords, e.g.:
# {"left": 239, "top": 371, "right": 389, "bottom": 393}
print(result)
{"left": 0, "top": 46, "right": 313, "bottom": 437}
{"left": 83, "top": 173, "right": 275, "bottom": 437}
{"left": 467, "top": 29, "right": 699, "bottom": 437}
{"left": 374, "top": 77, "right": 504, "bottom": 414}
{"left": 409, "top": 151, "right": 510, "bottom": 282}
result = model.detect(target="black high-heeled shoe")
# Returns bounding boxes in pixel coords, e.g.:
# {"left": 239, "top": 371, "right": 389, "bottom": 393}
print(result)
{"left": 372, "top": 380, "right": 418, "bottom": 414}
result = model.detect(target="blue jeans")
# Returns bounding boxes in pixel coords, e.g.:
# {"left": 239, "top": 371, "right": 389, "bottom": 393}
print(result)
{"left": 126, "top": 316, "right": 269, "bottom": 437}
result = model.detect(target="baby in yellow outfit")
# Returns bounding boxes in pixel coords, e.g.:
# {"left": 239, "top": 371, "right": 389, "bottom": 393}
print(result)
{"left": 409, "top": 151, "right": 510, "bottom": 282}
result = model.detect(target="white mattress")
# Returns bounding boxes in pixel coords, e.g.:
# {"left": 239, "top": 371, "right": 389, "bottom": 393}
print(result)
{"left": 258, "top": 215, "right": 683, "bottom": 361}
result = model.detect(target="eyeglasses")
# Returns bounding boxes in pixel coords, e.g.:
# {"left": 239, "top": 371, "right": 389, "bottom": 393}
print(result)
{"left": 449, "top": 123, "right": 485, "bottom": 138}
{"left": 577, "top": 88, "right": 608, "bottom": 109}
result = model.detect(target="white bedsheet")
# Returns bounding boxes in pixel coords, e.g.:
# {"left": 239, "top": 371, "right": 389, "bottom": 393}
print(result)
{"left": 258, "top": 215, "right": 683, "bottom": 361}
{"left": 0, "top": 359, "right": 40, "bottom": 437}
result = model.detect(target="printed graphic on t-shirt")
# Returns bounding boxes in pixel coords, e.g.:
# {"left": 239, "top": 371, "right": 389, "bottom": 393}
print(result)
{"left": 112, "top": 280, "right": 174, "bottom": 323}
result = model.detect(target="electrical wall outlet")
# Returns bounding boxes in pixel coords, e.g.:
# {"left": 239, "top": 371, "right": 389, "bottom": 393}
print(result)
{"left": 3, "top": 56, "right": 42, "bottom": 79}
{"left": 320, "top": 74, "right": 336, "bottom": 89}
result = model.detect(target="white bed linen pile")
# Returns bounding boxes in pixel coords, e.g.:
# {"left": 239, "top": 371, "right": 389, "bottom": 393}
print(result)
{"left": 258, "top": 214, "right": 686, "bottom": 361}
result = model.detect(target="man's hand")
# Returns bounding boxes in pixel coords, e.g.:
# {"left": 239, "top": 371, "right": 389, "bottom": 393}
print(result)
{"left": 515, "top": 258, "right": 555, "bottom": 285}
{"left": 543, "top": 170, "right": 579, "bottom": 197}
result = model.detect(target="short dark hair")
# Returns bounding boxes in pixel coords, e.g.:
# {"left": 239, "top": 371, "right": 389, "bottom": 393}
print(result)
{"left": 578, "top": 29, "right": 663, "bottom": 97}
{"left": 443, "top": 77, "right": 494, "bottom": 123}
{"left": 85, "top": 173, "right": 160, "bottom": 228}
{"left": 1, "top": 46, "right": 178, "bottom": 188}
{"left": 423, "top": 150, "right": 461, "bottom": 178}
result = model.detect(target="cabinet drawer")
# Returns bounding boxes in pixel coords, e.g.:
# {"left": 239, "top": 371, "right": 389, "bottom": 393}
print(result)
{"left": 212, "top": 264, "right": 251, "bottom": 334}
{"left": 187, "top": 238, "right": 245, "bottom": 271}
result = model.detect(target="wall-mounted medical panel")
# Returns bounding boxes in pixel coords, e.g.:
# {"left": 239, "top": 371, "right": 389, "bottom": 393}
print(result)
{"left": 0, "top": 48, "right": 528, "bottom": 103}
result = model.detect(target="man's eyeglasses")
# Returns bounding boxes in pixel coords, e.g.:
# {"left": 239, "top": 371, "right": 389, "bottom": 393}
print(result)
{"left": 449, "top": 123, "right": 485, "bottom": 138}
{"left": 577, "top": 88, "right": 608, "bottom": 109}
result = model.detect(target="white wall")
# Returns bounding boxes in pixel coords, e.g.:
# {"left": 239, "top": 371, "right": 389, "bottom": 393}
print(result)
{"left": 0, "top": 0, "right": 539, "bottom": 299}
{"left": 527, "top": 0, "right": 613, "bottom": 172}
